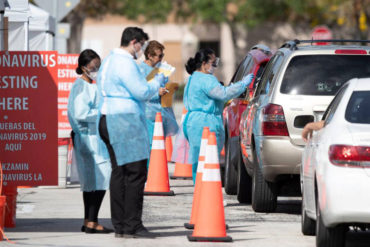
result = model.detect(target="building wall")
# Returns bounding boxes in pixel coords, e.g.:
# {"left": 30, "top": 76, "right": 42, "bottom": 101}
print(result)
{"left": 81, "top": 16, "right": 236, "bottom": 84}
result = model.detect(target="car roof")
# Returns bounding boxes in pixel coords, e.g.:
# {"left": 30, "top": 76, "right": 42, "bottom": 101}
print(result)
{"left": 347, "top": 78, "right": 370, "bottom": 91}
{"left": 249, "top": 49, "right": 272, "bottom": 64}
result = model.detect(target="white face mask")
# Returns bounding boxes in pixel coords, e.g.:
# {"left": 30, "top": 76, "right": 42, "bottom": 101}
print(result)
{"left": 87, "top": 71, "right": 98, "bottom": 81}
{"left": 208, "top": 66, "right": 215, "bottom": 74}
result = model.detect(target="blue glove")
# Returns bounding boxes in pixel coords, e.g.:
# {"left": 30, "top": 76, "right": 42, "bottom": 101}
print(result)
{"left": 154, "top": 73, "right": 166, "bottom": 87}
{"left": 241, "top": 73, "right": 254, "bottom": 88}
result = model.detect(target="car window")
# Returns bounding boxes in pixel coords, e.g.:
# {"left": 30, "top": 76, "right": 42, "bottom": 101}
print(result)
{"left": 345, "top": 91, "right": 370, "bottom": 124}
{"left": 280, "top": 55, "right": 370, "bottom": 95}
{"left": 253, "top": 62, "right": 267, "bottom": 89}
{"left": 232, "top": 54, "right": 252, "bottom": 83}
{"left": 255, "top": 52, "right": 284, "bottom": 97}
{"left": 322, "top": 84, "right": 348, "bottom": 124}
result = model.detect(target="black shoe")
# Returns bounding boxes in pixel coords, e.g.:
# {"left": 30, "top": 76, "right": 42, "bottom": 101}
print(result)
{"left": 124, "top": 228, "right": 159, "bottom": 239}
{"left": 85, "top": 226, "right": 114, "bottom": 234}
{"left": 81, "top": 225, "right": 85, "bottom": 232}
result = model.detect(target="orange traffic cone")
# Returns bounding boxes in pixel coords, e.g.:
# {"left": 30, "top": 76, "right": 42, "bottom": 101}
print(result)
{"left": 188, "top": 132, "right": 232, "bottom": 242}
{"left": 165, "top": 136, "right": 173, "bottom": 162}
{"left": 184, "top": 127, "right": 209, "bottom": 229}
{"left": 171, "top": 107, "right": 192, "bottom": 180}
{"left": 144, "top": 112, "right": 174, "bottom": 196}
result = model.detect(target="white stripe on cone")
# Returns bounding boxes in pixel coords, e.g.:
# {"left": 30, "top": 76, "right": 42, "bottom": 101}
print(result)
{"left": 152, "top": 139, "right": 165, "bottom": 150}
{"left": 205, "top": 143, "right": 219, "bottom": 165}
{"left": 202, "top": 168, "right": 221, "bottom": 182}
{"left": 197, "top": 138, "right": 208, "bottom": 174}
{"left": 154, "top": 121, "right": 164, "bottom": 136}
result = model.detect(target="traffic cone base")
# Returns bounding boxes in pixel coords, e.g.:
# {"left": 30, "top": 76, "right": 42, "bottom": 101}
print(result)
{"left": 187, "top": 234, "right": 232, "bottom": 242}
{"left": 144, "top": 190, "right": 174, "bottom": 196}
{"left": 184, "top": 223, "right": 229, "bottom": 230}
{"left": 184, "top": 223, "right": 194, "bottom": 229}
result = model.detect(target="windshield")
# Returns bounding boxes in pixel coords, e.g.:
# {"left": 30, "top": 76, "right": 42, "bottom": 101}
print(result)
{"left": 345, "top": 91, "right": 370, "bottom": 124}
{"left": 280, "top": 55, "right": 370, "bottom": 95}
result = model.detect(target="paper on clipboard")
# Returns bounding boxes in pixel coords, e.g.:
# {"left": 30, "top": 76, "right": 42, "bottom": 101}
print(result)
{"left": 146, "top": 62, "right": 175, "bottom": 82}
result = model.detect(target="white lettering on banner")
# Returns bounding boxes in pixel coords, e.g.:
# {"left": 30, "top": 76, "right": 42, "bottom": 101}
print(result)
{"left": 0, "top": 53, "right": 56, "bottom": 67}
{"left": 2, "top": 173, "right": 42, "bottom": 181}
{"left": 58, "top": 82, "right": 73, "bottom": 91}
{"left": 0, "top": 97, "right": 29, "bottom": 110}
{"left": 5, "top": 143, "right": 22, "bottom": 151}
{"left": 0, "top": 122, "right": 22, "bottom": 130}
{"left": 58, "top": 104, "right": 68, "bottom": 109}
{"left": 23, "top": 122, "right": 35, "bottom": 130}
{"left": 58, "top": 69, "right": 78, "bottom": 78}
{"left": 0, "top": 133, "right": 28, "bottom": 141}
{"left": 58, "top": 97, "right": 68, "bottom": 103}
{"left": 2, "top": 163, "right": 29, "bottom": 171}
{"left": 0, "top": 75, "right": 38, "bottom": 89}
{"left": 58, "top": 122, "right": 71, "bottom": 128}
{"left": 58, "top": 55, "right": 78, "bottom": 65}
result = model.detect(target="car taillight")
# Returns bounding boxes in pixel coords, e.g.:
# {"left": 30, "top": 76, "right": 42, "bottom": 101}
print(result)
{"left": 262, "top": 104, "right": 289, "bottom": 136}
{"left": 334, "top": 49, "right": 367, "bottom": 55}
{"left": 329, "top": 145, "right": 370, "bottom": 167}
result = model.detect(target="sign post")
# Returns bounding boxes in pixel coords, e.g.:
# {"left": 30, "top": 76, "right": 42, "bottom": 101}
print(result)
{"left": 0, "top": 51, "right": 58, "bottom": 187}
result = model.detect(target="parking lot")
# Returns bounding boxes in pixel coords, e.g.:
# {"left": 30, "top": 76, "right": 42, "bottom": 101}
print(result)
{"left": 1, "top": 162, "right": 369, "bottom": 247}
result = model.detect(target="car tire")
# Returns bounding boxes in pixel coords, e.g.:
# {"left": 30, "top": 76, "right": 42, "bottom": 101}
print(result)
{"left": 301, "top": 193, "right": 315, "bottom": 236}
{"left": 316, "top": 200, "right": 346, "bottom": 247}
{"left": 251, "top": 149, "right": 277, "bottom": 212}
{"left": 224, "top": 138, "right": 237, "bottom": 195}
{"left": 237, "top": 147, "right": 252, "bottom": 203}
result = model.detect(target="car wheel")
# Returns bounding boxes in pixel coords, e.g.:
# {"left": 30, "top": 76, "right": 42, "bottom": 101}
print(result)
{"left": 315, "top": 199, "right": 346, "bottom": 247}
{"left": 224, "top": 138, "right": 237, "bottom": 195}
{"left": 301, "top": 193, "right": 315, "bottom": 236}
{"left": 237, "top": 147, "right": 252, "bottom": 203}
{"left": 251, "top": 149, "right": 277, "bottom": 212}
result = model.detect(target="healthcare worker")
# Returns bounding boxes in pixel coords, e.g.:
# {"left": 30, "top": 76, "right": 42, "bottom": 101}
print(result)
{"left": 97, "top": 27, "right": 167, "bottom": 239}
{"left": 67, "top": 49, "right": 112, "bottom": 234}
{"left": 138, "top": 40, "right": 179, "bottom": 164}
{"left": 183, "top": 48, "right": 254, "bottom": 183}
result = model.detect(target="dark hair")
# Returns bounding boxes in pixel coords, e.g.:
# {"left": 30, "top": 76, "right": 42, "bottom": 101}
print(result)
{"left": 144, "top": 40, "right": 165, "bottom": 60}
{"left": 76, "top": 49, "right": 100, "bottom": 75}
{"left": 185, "top": 48, "right": 215, "bottom": 75}
{"left": 120, "top": 27, "right": 149, "bottom": 47}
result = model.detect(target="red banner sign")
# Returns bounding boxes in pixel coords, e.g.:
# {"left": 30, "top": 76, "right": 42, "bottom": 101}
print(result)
{"left": 0, "top": 51, "right": 58, "bottom": 186}
{"left": 58, "top": 54, "right": 79, "bottom": 137}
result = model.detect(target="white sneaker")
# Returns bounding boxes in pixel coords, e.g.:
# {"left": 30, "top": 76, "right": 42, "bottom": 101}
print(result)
{"left": 223, "top": 200, "right": 227, "bottom": 207}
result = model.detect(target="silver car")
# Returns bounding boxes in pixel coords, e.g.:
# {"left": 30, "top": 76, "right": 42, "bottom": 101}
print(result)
{"left": 238, "top": 40, "right": 370, "bottom": 212}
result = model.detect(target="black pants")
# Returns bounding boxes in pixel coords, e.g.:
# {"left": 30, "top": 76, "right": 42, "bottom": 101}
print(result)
{"left": 83, "top": 190, "right": 106, "bottom": 222}
{"left": 99, "top": 115, "right": 148, "bottom": 234}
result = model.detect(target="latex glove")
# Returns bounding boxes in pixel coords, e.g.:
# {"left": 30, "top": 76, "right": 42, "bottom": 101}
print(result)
{"left": 154, "top": 73, "right": 166, "bottom": 87}
{"left": 241, "top": 73, "right": 254, "bottom": 88}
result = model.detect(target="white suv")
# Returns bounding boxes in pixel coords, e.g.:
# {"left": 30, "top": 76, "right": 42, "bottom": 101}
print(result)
{"left": 238, "top": 40, "right": 370, "bottom": 212}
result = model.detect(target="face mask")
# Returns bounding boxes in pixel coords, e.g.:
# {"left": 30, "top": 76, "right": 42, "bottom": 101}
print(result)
{"left": 87, "top": 71, "right": 98, "bottom": 81}
{"left": 208, "top": 66, "right": 215, "bottom": 75}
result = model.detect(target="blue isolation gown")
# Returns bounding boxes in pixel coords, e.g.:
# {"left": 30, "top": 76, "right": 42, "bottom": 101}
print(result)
{"left": 67, "top": 77, "right": 111, "bottom": 191}
{"left": 138, "top": 62, "right": 179, "bottom": 147}
{"left": 183, "top": 71, "right": 249, "bottom": 181}
{"left": 97, "top": 48, "right": 161, "bottom": 166}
